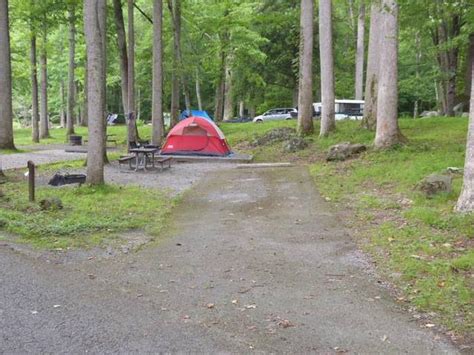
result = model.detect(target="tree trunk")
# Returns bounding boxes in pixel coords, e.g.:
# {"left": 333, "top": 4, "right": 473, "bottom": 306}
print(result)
{"left": 319, "top": 0, "right": 335, "bottom": 137}
{"left": 169, "top": 0, "right": 181, "bottom": 128}
{"left": 297, "top": 0, "right": 314, "bottom": 135}
{"left": 84, "top": 0, "right": 106, "bottom": 185}
{"left": 30, "top": 33, "right": 40, "bottom": 142}
{"left": 82, "top": 55, "right": 88, "bottom": 127}
{"left": 60, "top": 80, "right": 66, "bottom": 128}
{"left": 355, "top": 3, "right": 365, "bottom": 100}
{"left": 465, "top": 34, "right": 474, "bottom": 102}
{"left": 362, "top": 2, "right": 382, "bottom": 130}
{"left": 66, "top": 5, "right": 76, "bottom": 136}
{"left": 39, "top": 30, "right": 50, "bottom": 139}
{"left": 223, "top": 58, "right": 234, "bottom": 121}
{"left": 456, "top": 60, "right": 474, "bottom": 212}
{"left": 0, "top": 0, "right": 14, "bottom": 149}
{"left": 214, "top": 49, "right": 225, "bottom": 122}
{"left": 112, "top": 0, "right": 128, "bottom": 115}
{"left": 414, "top": 31, "right": 421, "bottom": 118}
{"left": 196, "top": 68, "right": 203, "bottom": 111}
{"left": 239, "top": 101, "right": 245, "bottom": 118}
{"left": 374, "top": 0, "right": 405, "bottom": 149}
{"left": 292, "top": 85, "right": 298, "bottom": 107}
{"left": 152, "top": 0, "right": 164, "bottom": 146}
{"left": 127, "top": 0, "right": 138, "bottom": 145}
{"left": 249, "top": 105, "right": 256, "bottom": 119}
{"left": 183, "top": 84, "right": 191, "bottom": 112}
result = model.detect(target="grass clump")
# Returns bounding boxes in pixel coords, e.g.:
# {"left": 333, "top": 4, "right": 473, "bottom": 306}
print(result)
{"left": 0, "top": 173, "right": 175, "bottom": 249}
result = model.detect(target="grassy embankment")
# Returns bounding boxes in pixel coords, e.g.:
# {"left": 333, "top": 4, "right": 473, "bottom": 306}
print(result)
{"left": 222, "top": 117, "right": 473, "bottom": 337}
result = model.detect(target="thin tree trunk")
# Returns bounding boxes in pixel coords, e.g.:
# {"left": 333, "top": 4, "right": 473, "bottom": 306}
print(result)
{"left": 239, "top": 101, "right": 245, "bottom": 118}
{"left": 152, "top": 0, "right": 164, "bottom": 146}
{"left": 127, "top": 0, "right": 138, "bottom": 145}
{"left": 362, "top": 2, "right": 382, "bottom": 130}
{"left": 60, "top": 80, "right": 66, "bottom": 128}
{"left": 82, "top": 55, "right": 88, "bottom": 127}
{"left": 465, "top": 34, "right": 474, "bottom": 101}
{"left": 249, "top": 105, "right": 256, "bottom": 119}
{"left": 223, "top": 57, "right": 234, "bottom": 121}
{"left": 214, "top": 49, "right": 225, "bottom": 121}
{"left": 84, "top": 0, "right": 106, "bottom": 185}
{"left": 297, "top": 0, "right": 314, "bottom": 135}
{"left": 456, "top": 60, "right": 474, "bottom": 212}
{"left": 112, "top": 0, "right": 128, "bottom": 115}
{"left": 183, "top": 84, "right": 191, "bottom": 112}
{"left": 66, "top": 5, "right": 76, "bottom": 136}
{"left": 0, "top": 0, "right": 15, "bottom": 149}
{"left": 30, "top": 33, "right": 40, "bottom": 142}
{"left": 355, "top": 3, "right": 365, "bottom": 100}
{"left": 196, "top": 68, "right": 203, "bottom": 111}
{"left": 374, "top": 0, "right": 405, "bottom": 149}
{"left": 414, "top": 31, "right": 421, "bottom": 118}
{"left": 168, "top": 0, "right": 181, "bottom": 128}
{"left": 39, "top": 34, "right": 50, "bottom": 139}
{"left": 319, "top": 0, "right": 335, "bottom": 136}
{"left": 292, "top": 85, "right": 298, "bottom": 107}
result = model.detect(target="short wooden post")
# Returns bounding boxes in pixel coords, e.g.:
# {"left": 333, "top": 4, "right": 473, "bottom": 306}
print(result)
{"left": 27, "top": 160, "right": 35, "bottom": 202}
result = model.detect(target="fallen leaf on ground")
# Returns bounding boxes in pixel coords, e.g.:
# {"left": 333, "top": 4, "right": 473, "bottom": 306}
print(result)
{"left": 278, "top": 319, "right": 294, "bottom": 328}
{"left": 231, "top": 299, "right": 238, "bottom": 304}
{"left": 244, "top": 304, "right": 257, "bottom": 309}
{"left": 381, "top": 335, "right": 388, "bottom": 342}
{"left": 207, "top": 303, "right": 215, "bottom": 309}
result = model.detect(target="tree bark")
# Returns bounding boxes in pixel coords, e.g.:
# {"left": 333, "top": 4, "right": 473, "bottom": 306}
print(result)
{"left": 39, "top": 29, "right": 50, "bottom": 139}
{"left": 196, "top": 68, "right": 203, "bottom": 111}
{"left": 112, "top": 0, "right": 128, "bottom": 115}
{"left": 374, "top": 0, "right": 405, "bottom": 149}
{"left": 168, "top": 0, "right": 181, "bottom": 128}
{"left": 362, "top": 2, "right": 382, "bottom": 130}
{"left": 355, "top": 3, "right": 365, "bottom": 100}
{"left": 30, "top": 33, "right": 40, "bottom": 142}
{"left": 214, "top": 49, "right": 225, "bottom": 122}
{"left": 223, "top": 58, "right": 234, "bottom": 121}
{"left": 297, "top": 0, "right": 314, "bottom": 135}
{"left": 127, "top": 0, "right": 138, "bottom": 145}
{"left": 66, "top": 5, "right": 76, "bottom": 136}
{"left": 82, "top": 54, "right": 88, "bottom": 127}
{"left": 0, "top": 0, "right": 14, "bottom": 149}
{"left": 319, "top": 0, "right": 335, "bottom": 137}
{"left": 456, "top": 60, "right": 474, "bottom": 212}
{"left": 151, "top": 0, "right": 164, "bottom": 146}
{"left": 60, "top": 80, "right": 66, "bottom": 128}
{"left": 84, "top": 0, "right": 107, "bottom": 184}
{"left": 465, "top": 33, "right": 474, "bottom": 102}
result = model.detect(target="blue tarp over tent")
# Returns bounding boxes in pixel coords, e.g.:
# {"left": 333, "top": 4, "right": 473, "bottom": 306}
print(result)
{"left": 179, "top": 110, "right": 213, "bottom": 121}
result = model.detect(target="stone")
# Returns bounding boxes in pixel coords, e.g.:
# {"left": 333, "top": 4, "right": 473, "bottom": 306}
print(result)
{"left": 253, "top": 127, "right": 297, "bottom": 146}
{"left": 326, "top": 142, "right": 367, "bottom": 161}
{"left": 420, "top": 111, "right": 439, "bottom": 118}
{"left": 283, "top": 137, "right": 308, "bottom": 152}
{"left": 39, "top": 197, "right": 63, "bottom": 211}
{"left": 416, "top": 174, "right": 452, "bottom": 198}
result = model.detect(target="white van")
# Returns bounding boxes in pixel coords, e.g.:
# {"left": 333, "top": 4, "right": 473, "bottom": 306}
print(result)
{"left": 313, "top": 100, "right": 364, "bottom": 120}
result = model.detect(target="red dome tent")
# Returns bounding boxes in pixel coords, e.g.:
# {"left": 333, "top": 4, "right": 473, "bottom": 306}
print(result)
{"left": 161, "top": 116, "right": 232, "bottom": 156}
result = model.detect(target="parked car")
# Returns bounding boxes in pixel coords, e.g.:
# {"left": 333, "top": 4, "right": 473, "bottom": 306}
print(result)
{"left": 253, "top": 108, "right": 297, "bottom": 123}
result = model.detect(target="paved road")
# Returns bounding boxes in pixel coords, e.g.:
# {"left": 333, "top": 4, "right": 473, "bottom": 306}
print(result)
{"left": 1, "top": 149, "right": 86, "bottom": 170}
{"left": 0, "top": 167, "right": 459, "bottom": 353}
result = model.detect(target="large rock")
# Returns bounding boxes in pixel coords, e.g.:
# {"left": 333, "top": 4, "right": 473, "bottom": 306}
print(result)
{"left": 253, "top": 127, "right": 297, "bottom": 146}
{"left": 326, "top": 142, "right": 367, "bottom": 161}
{"left": 283, "top": 137, "right": 308, "bottom": 152}
{"left": 420, "top": 111, "right": 439, "bottom": 118}
{"left": 416, "top": 174, "right": 452, "bottom": 197}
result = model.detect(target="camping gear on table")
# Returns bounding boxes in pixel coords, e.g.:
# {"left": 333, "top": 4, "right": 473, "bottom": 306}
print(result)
{"left": 161, "top": 116, "right": 232, "bottom": 156}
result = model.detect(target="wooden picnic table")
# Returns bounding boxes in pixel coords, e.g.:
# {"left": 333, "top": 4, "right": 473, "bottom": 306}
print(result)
{"left": 129, "top": 147, "right": 159, "bottom": 171}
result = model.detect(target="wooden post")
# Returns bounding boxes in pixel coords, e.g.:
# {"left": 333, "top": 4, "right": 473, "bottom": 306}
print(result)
{"left": 27, "top": 160, "right": 35, "bottom": 202}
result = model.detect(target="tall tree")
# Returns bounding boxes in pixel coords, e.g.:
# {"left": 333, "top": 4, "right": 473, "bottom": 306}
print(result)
{"left": 223, "top": 57, "right": 234, "bottom": 121}
{"left": 374, "top": 0, "right": 405, "bottom": 149}
{"left": 112, "top": 0, "right": 128, "bottom": 115}
{"left": 456, "top": 59, "right": 474, "bottom": 212}
{"left": 0, "top": 0, "right": 15, "bottom": 149}
{"left": 168, "top": 0, "right": 181, "bottom": 128}
{"left": 66, "top": 3, "right": 76, "bottom": 136}
{"left": 355, "top": 2, "right": 365, "bottom": 100}
{"left": 30, "top": 32, "right": 40, "bottom": 143}
{"left": 127, "top": 0, "right": 138, "bottom": 145}
{"left": 297, "top": 0, "right": 314, "bottom": 135}
{"left": 84, "top": 0, "right": 106, "bottom": 185}
{"left": 319, "top": 0, "right": 335, "bottom": 137}
{"left": 151, "top": 0, "right": 164, "bottom": 146}
{"left": 362, "top": 1, "right": 381, "bottom": 130}
{"left": 39, "top": 20, "right": 50, "bottom": 139}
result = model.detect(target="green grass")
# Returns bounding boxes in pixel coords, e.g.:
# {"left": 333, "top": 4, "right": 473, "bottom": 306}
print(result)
{"left": 0, "top": 171, "right": 175, "bottom": 249}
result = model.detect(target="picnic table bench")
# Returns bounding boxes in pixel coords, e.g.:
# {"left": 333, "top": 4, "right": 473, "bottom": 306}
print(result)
{"left": 154, "top": 156, "right": 172, "bottom": 171}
